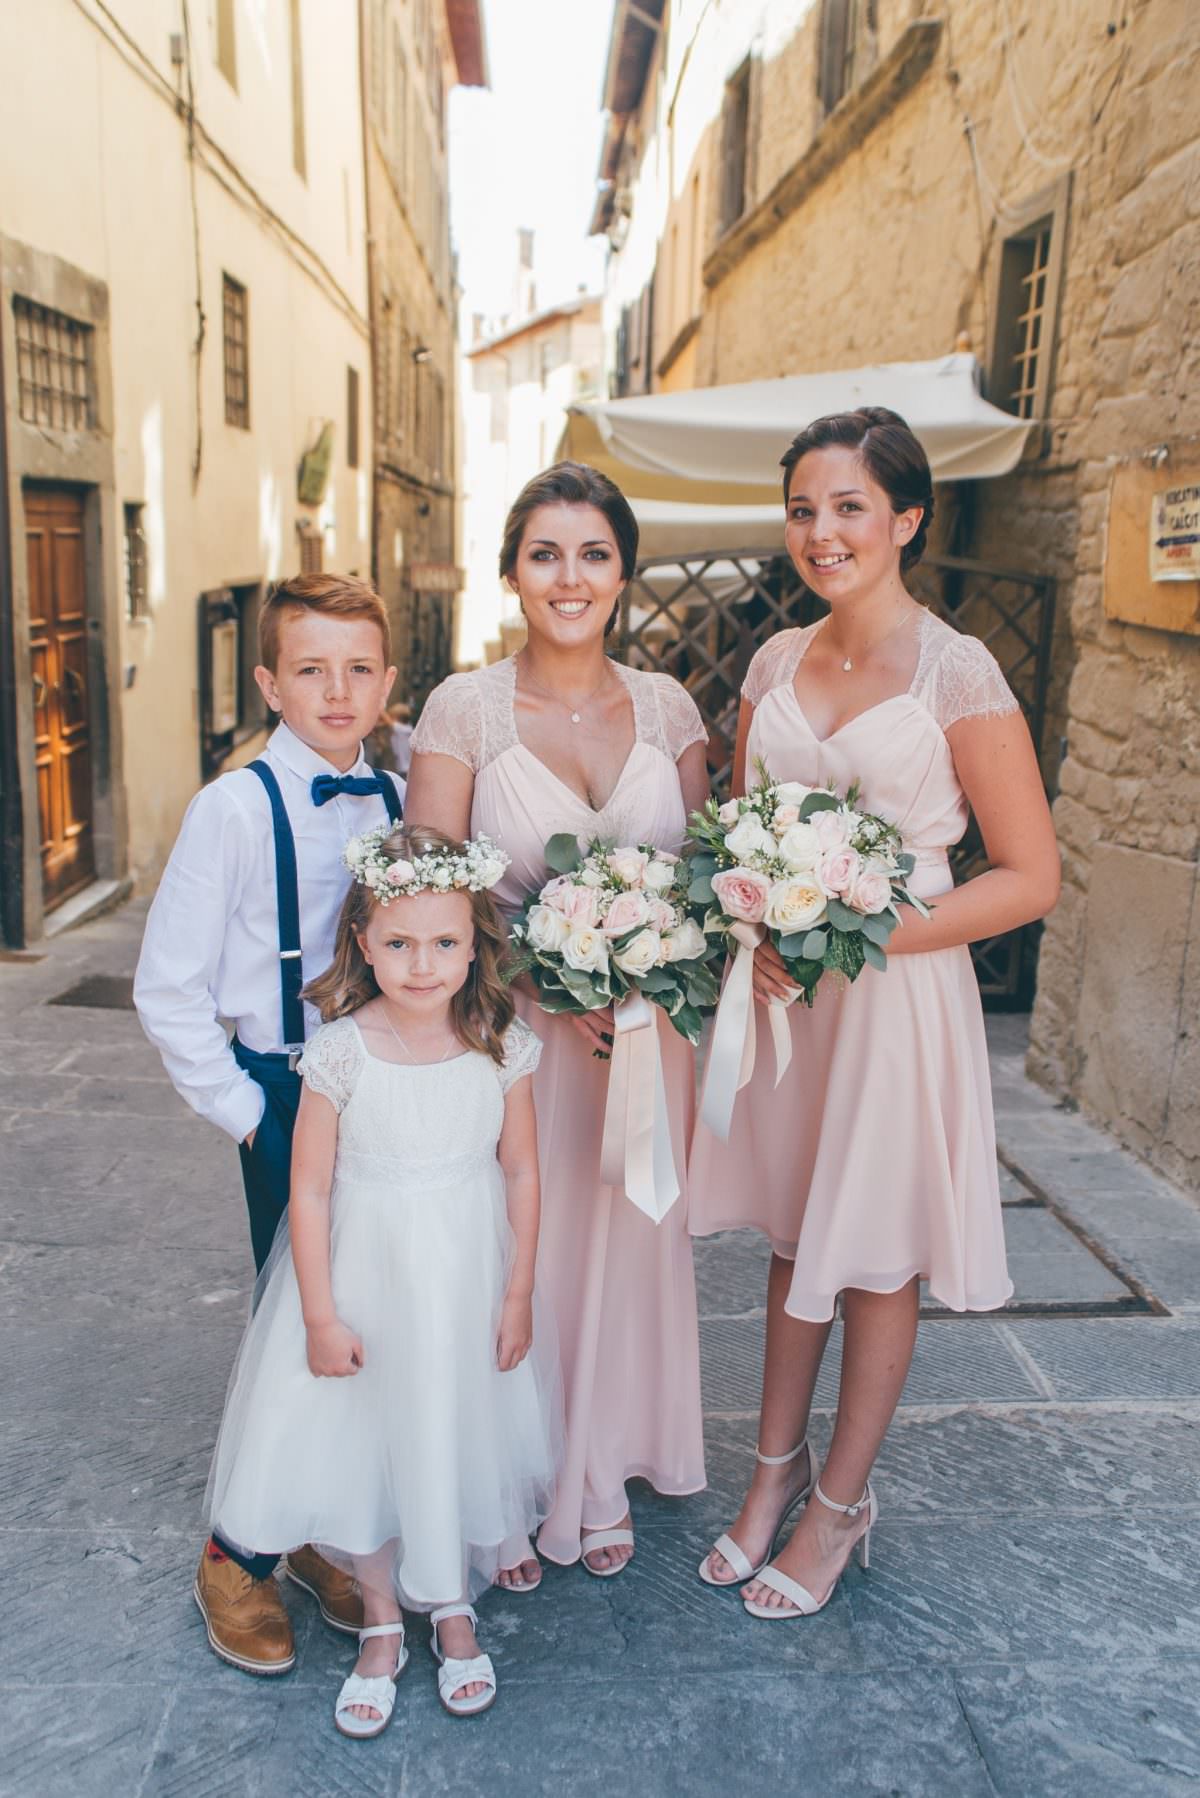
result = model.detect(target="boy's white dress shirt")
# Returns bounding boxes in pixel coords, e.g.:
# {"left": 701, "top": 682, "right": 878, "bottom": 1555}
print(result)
{"left": 134, "top": 722, "right": 404, "bottom": 1143}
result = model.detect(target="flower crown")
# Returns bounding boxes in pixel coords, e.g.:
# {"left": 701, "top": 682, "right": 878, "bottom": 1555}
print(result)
{"left": 343, "top": 825, "right": 509, "bottom": 903}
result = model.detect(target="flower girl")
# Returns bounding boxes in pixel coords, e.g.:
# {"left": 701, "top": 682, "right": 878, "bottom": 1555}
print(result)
{"left": 206, "top": 825, "right": 559, "bottom": 1736}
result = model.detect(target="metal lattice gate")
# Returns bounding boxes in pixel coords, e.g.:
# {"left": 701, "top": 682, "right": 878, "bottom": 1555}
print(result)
{"left": 613, "top": 549, "right": 1055, "bottom": 1004}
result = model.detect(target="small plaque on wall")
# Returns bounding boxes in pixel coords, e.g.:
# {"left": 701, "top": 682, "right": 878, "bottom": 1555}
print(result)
{"left": 1105, "top": 439, "right": 1200, "bottom": 635}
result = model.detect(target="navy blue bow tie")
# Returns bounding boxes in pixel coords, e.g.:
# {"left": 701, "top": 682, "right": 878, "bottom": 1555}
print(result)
{"left": 311, "top": 772, "right": 388, "bottom": 807}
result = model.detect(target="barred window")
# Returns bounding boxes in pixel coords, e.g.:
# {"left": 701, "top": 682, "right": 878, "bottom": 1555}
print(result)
{"left": 719, "top": 61, "right": 752, "bottom": 233}
{"left": 989, "top": 176, "right": 1070, "bottom": 435}
{"left": 13, "top": 297, "right": 94, "bottom": 431}
{"left": 124, "top": 504, "right": 148, "bottom": 619}
{"left": 223, "top": 274, "right": 249, "bottom": 429}
{"left": 818, "top": 0, "right": 877, "bottom": 114}
{"left": 347, "top": 365, "right": 361, "bottom": 469}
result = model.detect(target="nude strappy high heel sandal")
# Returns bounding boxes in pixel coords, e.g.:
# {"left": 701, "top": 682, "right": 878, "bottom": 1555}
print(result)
{"left": 742, "top": 1477, "right": 877, "bottom": 1619}
{"left": 697, "top": 1438, "right": 816, "bottom": 1588}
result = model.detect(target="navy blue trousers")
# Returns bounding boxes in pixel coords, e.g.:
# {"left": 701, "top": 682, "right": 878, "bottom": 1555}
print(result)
{"left": 212, "top": 1039, "right": 302, "bottom": 1580}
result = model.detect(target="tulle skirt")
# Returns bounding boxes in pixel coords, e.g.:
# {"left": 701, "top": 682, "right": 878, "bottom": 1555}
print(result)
{"left": 206, "top": 1155, "right": 561, "bottom": 1609}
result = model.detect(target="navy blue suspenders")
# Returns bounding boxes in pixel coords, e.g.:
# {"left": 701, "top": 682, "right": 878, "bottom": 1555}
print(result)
{"left": 246, "top": 760, "right": 403, "bottom": 1056}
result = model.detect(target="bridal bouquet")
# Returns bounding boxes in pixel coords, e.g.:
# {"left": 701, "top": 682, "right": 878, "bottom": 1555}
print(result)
{"left": 687, "top": 767, "right": 930, "bottom": 1142}
{"left": 686, "top": 766, "right": 929, "bottom": 1003}
{"left": 508, "top": 835, "right": 720, "bottom": 1044}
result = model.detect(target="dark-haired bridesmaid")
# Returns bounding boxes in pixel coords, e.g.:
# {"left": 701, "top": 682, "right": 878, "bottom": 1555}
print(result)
{"left": 691, "top": 408, "right": 1060, "bottom": 1619}
{"left": 406, "top": 462, "right": 708, "bottom": 1582}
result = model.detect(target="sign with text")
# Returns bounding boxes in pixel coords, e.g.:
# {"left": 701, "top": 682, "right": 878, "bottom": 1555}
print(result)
{"left": 1151, "top": 484, "right": 1200, "bottom": 581}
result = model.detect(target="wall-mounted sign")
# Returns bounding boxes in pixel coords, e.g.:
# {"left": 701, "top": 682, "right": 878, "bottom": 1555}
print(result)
{"left": 408, "top": 562, "right": 463, "bottom": 593}
{"left": 297, "top": 421, "right": 334, "bottom": 506}
{"left": 1105, "top": 439, "right": 1200, "bottom": 637}
{"left": 1151, "top": 484, "right": 1200, "bottom": 581}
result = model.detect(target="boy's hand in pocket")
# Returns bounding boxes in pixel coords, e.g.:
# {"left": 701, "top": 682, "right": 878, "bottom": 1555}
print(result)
{"left": 306, "top": 1318, "right": 364, "bottom": 1377}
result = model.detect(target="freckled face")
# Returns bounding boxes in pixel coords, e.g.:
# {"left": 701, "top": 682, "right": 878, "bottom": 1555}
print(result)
{"left": 355, "top": 889, "right": 475, "bottom": 1009}
{"left": 784, "top": 445, "right": 920, "bottom": 602}
{"left": 508, "top": 503, "right": 625, "bottom": 648}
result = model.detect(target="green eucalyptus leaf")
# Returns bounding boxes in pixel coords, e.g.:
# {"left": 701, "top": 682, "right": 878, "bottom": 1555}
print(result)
{"left": 862, "top": 938, "right": 888, "bottom": 972}
{"left": 860, "top": 913, "right": 892, "bottom": 946}
{"left": 688, "top": 872, "right": 716, "bottom": 904}
{"left": 825, "top": 898, "right": 864, "bottom": 933}
{"left": 544, "top": 832, "right": 583, "bottom": 875}
{"left": 802, "top": 929, "right": 828, "bottom": 959}
{"left": 799, "top": 791, "right": 839, "bottom": 818}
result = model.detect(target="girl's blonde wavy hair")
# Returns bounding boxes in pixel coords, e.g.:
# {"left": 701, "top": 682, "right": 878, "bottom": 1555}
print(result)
{"left": 302, "top": 825, "right": 514, "bottom": 1065}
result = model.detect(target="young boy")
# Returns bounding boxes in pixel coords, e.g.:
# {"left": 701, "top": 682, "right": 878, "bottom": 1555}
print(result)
{"left": 135, "top": 573, "right": 403, "bottom": 1675}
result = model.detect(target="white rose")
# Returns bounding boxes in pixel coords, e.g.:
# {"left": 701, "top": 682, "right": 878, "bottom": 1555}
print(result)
{"left": 717, "top": 798, "right": 741, "bottom": 825}
{"left": 773, "top": 781, "right": 812, "bottom": 807}
{"left": 642, "top": 858, "right": 676, "bottom": 894}
{"left": 771, "top": 803, "right": 800, "bottom": 833}
{"left": 432, "top": 866, "right": 452, "bottom": 888}
{"left": 562, "top": 926, "right": 609, "bottom": 974}
{"left": 608, "top": 847, "right": 650, "bottom": 886}
{"left": 723, "top": 813, "right": 775, "bottom": 861}
{"left": 525, "top": 904, "right": 571, "bottom": 954}
{"left": 475, "top": 854, "right": 508, "bottom": 888}
{"left": 764, "top": 877, "right": 828, "bottom": 933}
{"left": 613, "top": 929, "right": 662, "bottom": 976}
{"left": 579, "top": 865, "right": 606, "bottom": 887}
{"left": 661, "top": 918, "right": 708, "bottom": 962}
{"left": 776, "top": 821, "right": 821, "bottom": 870}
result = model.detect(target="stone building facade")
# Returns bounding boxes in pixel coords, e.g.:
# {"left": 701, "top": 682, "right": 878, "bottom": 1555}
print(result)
{"left": 591, "top": 0, "right": 1200, "bottom": 1187}
{"left": 362, "top": 0, "right": 486, "bottom": 713}
{"left": 0, "top": 0, "right": 372, "bottom": 942}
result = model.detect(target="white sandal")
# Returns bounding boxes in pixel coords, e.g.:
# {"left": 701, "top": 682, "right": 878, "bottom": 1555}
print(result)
{"left": 333, "top": 1620, "right": 408, "bottom": 1739}
{"left": 698, "top": 1438, "right": 815, "bottom": 1588}
{"left": 580, "top": 1525, "right": 635, "bottom": 1578}
{"left": 429, "top": 1603, "right": 497, "bottom": 1718}
{"left": 742, "top": 1478, "right": 877, "bottom": 1620}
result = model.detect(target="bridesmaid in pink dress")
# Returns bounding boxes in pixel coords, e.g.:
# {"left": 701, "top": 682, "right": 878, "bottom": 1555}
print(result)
{"left": 690, "top": 408, "right": 1060, "bottom": 1620}
{"left": 405, "top": 462, "right": 709, "bottom": 1581}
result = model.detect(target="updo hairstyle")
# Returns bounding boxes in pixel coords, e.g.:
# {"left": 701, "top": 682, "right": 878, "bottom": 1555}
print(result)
{"left": 499, "top": 460, "right": 639, "bottom": 637}
{"left": 779, "top": 407, "right": 935, "bottom": 573}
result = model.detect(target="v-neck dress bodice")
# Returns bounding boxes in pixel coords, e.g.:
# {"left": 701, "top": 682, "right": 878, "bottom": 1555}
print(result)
{"left": 412, "top": 657, "right": 709, "bottom": 1560}
{"left": 690, "top": 613, "right": 1021, "bottom": 1321}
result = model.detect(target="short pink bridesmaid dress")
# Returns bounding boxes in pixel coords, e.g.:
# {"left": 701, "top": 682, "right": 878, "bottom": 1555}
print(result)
{"left": 689, "top": 611, "right": 1017, "bottom": 1321}
{"left": 412, "top": 657, "right": 707, "bottom": 1561}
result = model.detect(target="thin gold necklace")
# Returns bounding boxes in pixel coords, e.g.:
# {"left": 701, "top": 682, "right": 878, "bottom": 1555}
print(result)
{"left": 378, "top": 1003, "right": 456, "bottom": 1065}
{"left": 834, "top": 603, "right": 919, "bottom": 674}
{"left": 518, "top": 653, "right": 613, "bottom": 725}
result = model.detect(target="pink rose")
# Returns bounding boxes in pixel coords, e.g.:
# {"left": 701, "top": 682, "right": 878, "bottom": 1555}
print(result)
{"left": 817, "top": 846, "right": 862, "bottom": 899}
{"left": 648, "top": 896, "right": 678, "bottom": 932}
{"left": 771, "top": 803, "right": 800, "bottom": 832}
{"left": 607, "top": 847, "right": 650, "bottom": 886}
{"left": 602, "top": 888, "right": 651, "bottom": 937}
{"left": 812, "top": 807, "right": 852, "bottom": 851}
{"left": 712, "top": 866, "right": 771, "bottom": 924}
{"left": 849, "top": 867, "right": 892, "bottom": 914}
{"left": 543, "top": 878, "right": 600, "bottom": 927}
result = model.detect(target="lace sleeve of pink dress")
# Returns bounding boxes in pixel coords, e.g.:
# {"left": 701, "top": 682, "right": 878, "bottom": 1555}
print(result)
{"left": 649, "top": 673, "right": 708, "bottom": 758}
{"left": 410, "top": 673, "right": 485, "bottom": 772}
{"left": 917, "top": 627, "right": 1021, "bottom": 731}
{"left": 741, "top": 627, "right": 813, "bottom": 706}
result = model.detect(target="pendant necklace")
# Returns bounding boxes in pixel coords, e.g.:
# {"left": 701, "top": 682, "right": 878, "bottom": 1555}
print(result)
{"left": 837, "top": 604, "right": 918, "bottom": 674}
{"left": 378, "top": 1004, "right": 456, "bottom": 1066}
{"left": 519, "top": 655, "right": 612, "bottom": 725}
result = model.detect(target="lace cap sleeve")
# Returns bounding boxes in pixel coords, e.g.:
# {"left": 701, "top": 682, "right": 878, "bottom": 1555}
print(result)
{"left": 742, "top": 629, "right": 807, "bottom": 706}
{"left": 921, "top": 631, "right": 1021, "bottom": 732}
{"left": 497, "top": 1017, "right": 542, "bottom": 1094}
{"left": 652, "top": 674, "right": 708, "bottom": 758}
{"left": 411, "top": 674, "right": 483, "bottom": 772}
{"left": 297, "top": 1018, "right": 364, "bottom": 1113}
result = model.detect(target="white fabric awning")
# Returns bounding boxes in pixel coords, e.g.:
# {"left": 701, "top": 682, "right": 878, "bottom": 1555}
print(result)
{"left": 562, "top": 353, "right": 1033, "bottom": 554}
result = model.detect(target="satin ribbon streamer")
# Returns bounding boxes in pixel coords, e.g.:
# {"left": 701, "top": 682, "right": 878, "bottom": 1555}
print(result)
{"left": 599, "top": 992, "right": 680, "bottom": 1224}
{"left": 699, "top": 921, "right": 793, "bottom": 1143}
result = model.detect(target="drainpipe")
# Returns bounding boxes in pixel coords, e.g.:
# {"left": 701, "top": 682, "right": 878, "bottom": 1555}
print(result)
{"left": 0, "top": 307, "right": 24, "bottom": 946}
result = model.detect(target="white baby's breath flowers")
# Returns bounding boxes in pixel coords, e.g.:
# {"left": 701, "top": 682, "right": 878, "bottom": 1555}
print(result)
{"left": 342, "top": 826, "right": 509, "bottom": 904}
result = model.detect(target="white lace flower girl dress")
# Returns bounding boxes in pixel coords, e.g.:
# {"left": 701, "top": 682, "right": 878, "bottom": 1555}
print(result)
{"left": 207, "top": 1014, "right": 561, "bottom": 1609}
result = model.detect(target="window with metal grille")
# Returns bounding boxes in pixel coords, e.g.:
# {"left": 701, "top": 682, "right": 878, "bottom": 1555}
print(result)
{"left": 719, "top": 60, "right": 752, "bottom": 234}
{"left": 124, "top": 504, "right": 148, "bottom": 619}
{"left": 216, "top": 0, "right": 237, "bottom": 90}
{"left": 13, "top": 297, "right": 94, "bottom": 431}
{"left": 299, "top": 529, "right": 324, "bottom": 575}
{"left": 222, "top": 275, "right": 249, "bottom": 429}
{"left": 989, "top": 177, "right": 1070, "bottom": 433}
{"left": 347, "top": 365, "right": 361, "bottom": 469}
{"left": 288, "top": 0, "right": 306, "bottom": 179}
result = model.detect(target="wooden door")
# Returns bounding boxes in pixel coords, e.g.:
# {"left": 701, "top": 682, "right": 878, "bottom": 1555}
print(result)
{"left": 25, "top": 487, "right": 95, "bottom": 908}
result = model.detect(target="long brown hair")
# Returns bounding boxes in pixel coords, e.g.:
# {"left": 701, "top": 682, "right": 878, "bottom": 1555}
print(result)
{"left": 499, "top": 460, "right": 638, "bottom": 637}
{"left": 302, "top": 825, "right": 514, "bottom": 1065}
{"left": 779, "top": 407, "right": 935, "bottom": 572}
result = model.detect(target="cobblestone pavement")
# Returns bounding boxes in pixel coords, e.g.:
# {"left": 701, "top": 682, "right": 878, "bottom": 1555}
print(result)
{"left": 2, "top": 901, "right": 1199, "bottom": 1797}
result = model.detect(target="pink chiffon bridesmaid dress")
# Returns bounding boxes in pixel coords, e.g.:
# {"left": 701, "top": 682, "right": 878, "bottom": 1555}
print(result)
{"left": 412, "top": 656, "right": 707, "bottom": 1563}
{"left": 689, "top": 611, "right": 1018, "bottom": 1320}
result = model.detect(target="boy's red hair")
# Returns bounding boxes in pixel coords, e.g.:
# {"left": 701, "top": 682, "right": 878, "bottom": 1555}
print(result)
{"left": 259, "top": 573, "right": 391, "bottom": 671}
